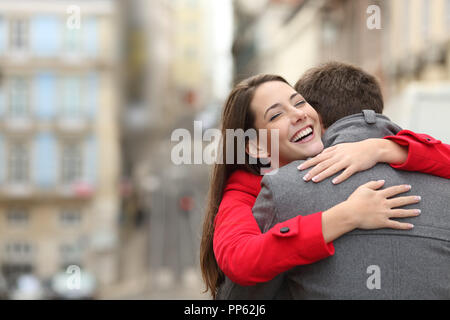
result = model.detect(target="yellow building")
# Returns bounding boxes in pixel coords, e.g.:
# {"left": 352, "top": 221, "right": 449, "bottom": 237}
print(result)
{"left": 0, "top": 0, "right": 122, "bottom": 297}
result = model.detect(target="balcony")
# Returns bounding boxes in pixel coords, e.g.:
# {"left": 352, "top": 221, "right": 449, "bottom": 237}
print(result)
{"left": 0, "top": 181, "right": 96, "bottom": 201}
{"left": 1, "top": 117, "right": 35, "bottom": 133}
{"left": 54, "top": 117, "right": 91, "bottom": 134}
{"left": 0, "top": 116, "right": 93, "bottom": 135}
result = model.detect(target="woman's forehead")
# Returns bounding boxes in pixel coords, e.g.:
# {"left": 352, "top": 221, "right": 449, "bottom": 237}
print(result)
{"left": 253, "top": 81, "right": 295, "bottom": 106}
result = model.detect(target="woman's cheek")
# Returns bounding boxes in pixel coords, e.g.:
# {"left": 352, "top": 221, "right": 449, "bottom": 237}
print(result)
{"left": 259, "top": 128, "right": 273, "bottom": 156}
{"left": 313, "top": 139, "right": 324, "bottom": 155}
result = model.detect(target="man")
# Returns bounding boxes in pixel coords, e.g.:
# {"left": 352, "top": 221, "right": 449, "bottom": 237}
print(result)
{"left": 217, "top": 62, "right": 450, "bottom": 299}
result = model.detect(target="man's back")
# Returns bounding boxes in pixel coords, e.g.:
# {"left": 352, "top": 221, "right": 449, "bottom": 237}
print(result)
{"left": 216, "top": 111, "right": 450, "bottom": 300}
{"left": 255, "top": 162, "right": 450, "bottom": 299}
{"left": 252, "top": 111, "right": 450, "bottom": 299}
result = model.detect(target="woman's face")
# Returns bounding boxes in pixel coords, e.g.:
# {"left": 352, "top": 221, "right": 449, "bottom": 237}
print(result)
{"left": 250, "top": 81, "right": 324, "bottom": 167}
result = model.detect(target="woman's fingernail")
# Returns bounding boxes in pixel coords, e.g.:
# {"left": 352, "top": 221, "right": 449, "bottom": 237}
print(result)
{"left": 405, "top": 185, "right": 412, "bottom": 190}
{"left": 415, "top": 209, "right": 421, "bottom": 215}
{"left": 312, "top": 176, "right": 319, "bottom": 182}
{"left": 303, "top": 173, "right": 310, "bottom": 181}
{"left": 332, "top": 178, "right": 338, "bottom": 184}
{"left": 416, "top": 196, "right": 422, "bottom": 201}
{"left": 298, "top": 164, "right": 304, "bottom": 170}
{"left": 409, "top": 224, "right": 414, "bottom": 229}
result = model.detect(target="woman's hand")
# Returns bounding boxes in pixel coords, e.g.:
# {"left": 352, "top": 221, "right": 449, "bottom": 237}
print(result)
{"left": 298, "top": 139, "right": 408, "bottom": 185}
{"left": 344, "top": 180, "right": 421, "bottom": 230}
{"left": 321, "top": 180, "right": 420, "bottom": 243}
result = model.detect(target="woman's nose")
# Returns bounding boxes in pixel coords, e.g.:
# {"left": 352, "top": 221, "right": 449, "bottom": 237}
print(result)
{"left": 290, "top": 106, "right": 307, "bottom": 124}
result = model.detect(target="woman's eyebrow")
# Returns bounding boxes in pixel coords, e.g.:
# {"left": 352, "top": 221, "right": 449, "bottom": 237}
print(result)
{"left": 290, "top": 93, "right": 300, "bottom": 101}
{"left": 264, "top": 93, "right": 301, "bottom": 119}
{"left": 264, "top": 103, "right": 281, "bottom": 119}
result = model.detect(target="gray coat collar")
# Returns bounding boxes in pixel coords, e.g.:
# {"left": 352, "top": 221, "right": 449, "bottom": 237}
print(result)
{"left": 321, "top": 110, "right": 403, "bottom": 148}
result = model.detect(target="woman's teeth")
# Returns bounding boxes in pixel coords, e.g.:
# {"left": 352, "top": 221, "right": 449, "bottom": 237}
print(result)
{"left": 292, "top": 127, "right": 313, "bottom": 143}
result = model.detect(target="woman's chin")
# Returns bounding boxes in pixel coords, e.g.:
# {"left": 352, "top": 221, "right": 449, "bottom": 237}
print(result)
{"left": 296, "top": 140, "right": 324, "bottom": 159}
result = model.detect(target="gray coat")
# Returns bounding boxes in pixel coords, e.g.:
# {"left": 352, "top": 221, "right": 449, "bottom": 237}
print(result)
{"left": 217, "top": 111, "right": 450, "bottom": 300}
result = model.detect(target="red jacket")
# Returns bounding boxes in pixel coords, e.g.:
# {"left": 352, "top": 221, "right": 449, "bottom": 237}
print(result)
{"left": 213, "top": 131, "right": 450, "bottom": 286}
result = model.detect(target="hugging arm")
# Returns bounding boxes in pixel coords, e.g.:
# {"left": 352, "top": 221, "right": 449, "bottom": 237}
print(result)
{"left": 214, "top": 174, "right": 420, "bottom": 286}
{"left": 213, "top": 186, "right": 333, "bottom": 286}
{"left": 383, "top": 130, "right": 450, "bottom": 178}
{"left": 299, "top": 130, "right": 450, "bottom": 184}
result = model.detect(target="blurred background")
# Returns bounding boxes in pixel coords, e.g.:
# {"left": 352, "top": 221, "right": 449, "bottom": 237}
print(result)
{"left": 0, "top": 0, "right": 449, "bottom": 300}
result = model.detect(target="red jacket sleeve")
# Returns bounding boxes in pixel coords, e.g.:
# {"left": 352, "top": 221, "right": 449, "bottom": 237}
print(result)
{"left": 213, "top": 181, "right": 334, "bottom": 286}
{"left": 384, "top": 130, "right": 450, "bottom": 179}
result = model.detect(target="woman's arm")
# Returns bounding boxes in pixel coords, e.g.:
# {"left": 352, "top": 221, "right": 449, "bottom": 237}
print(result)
{"left": 298, "top": 130, "right": 450, "bottom": 184}
{"left": 383, "top": 130, "right": 450, "bottom": 178}
{"left": 213, "top": 189, "right": 334, "bottom": 286}
{"left": 214, "top": 180, "right": 420, "bottom": 286}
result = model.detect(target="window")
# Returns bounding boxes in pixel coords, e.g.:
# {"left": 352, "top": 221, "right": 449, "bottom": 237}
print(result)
{"left": 422, "top": 0, "right": 430, "bottom": 41}
{"left": 61, "top": 140, "right": 82, "bottom": 184}
{"left": 61, "top": 76, "right": 82, "bottom": 117}
{"left": 63, "top": 27, "right": 81, "bottom": 54}
{"left": 60, "top": 243, "right": 82, "bottom": 267}
{"left": 9, "top": 76, "right": 30, "bottom": 117}
{"left": 60, "top": 208, "right": 82, "bottom": 226}
{"left": 8, "top": 141, "right": 30, "bottom": 184}
{"left": 6, "top": 208, "right": 29, "bottom": 226}
{"left": 10, "top": 18, "right": 29, "bottom": 51}
{"left": 4, "top": 241, "right": 33, "bottom": 260}
{"left": 402, "top": 0, "right": 410, "bottom": 50}
{"left": 447, "top": 0, "right": 450, "bottom": 30}
{"left": 1, "top": 264, "right": 33, "bottom": 284}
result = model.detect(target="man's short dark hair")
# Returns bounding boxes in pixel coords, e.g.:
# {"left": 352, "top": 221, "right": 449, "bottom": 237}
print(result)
{"left": 294, "top": 61, "right": 384, "bottom": 129}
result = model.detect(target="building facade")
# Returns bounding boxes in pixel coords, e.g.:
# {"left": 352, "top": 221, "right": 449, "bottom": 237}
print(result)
{"left": 0, "top": 0, "right": 122, "bottom": 294}
{"left": 383, "top": 0, "right": 450, "bottom": 142}
{"left": 232, "top": 0, "right": 450, "bottom": 142}
{"left": 119, "top": 0, "right": 233, "bottom": 297}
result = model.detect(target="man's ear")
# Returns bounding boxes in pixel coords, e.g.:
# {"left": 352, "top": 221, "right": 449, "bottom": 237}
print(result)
{"left": 246, "top": 138, "right": 270, "bottom": 159}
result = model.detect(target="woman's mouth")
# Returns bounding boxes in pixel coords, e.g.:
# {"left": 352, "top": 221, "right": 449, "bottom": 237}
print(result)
{"left": 290, "top": 126, "right": 314, "bottom": 144}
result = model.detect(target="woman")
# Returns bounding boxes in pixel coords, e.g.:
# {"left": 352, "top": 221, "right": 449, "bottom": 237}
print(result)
{"left": 200, "top": 74, "right": 449, "bottom": 299}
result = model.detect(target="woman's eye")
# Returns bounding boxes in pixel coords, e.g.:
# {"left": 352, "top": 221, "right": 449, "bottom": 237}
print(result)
{"left": 269, "top": 113, "right": 281, "bottom": 121}
{"left": 295, "top": 100, "right": 306, "bottom": 107}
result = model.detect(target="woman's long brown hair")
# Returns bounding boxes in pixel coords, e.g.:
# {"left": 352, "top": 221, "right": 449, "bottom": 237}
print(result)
{"left": 200, "top": 74, "right": 289, "bottom": 299}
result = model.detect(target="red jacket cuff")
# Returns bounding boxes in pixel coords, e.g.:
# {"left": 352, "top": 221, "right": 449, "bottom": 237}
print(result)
{"left": 384, "top": 130, "right": 442, "bottom": 171}
{"left": 272, "top": 212, "right": 335, "bottom": 261}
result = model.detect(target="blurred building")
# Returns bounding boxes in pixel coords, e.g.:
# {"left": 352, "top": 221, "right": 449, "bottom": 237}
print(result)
{"left": 0, "top": 0, "right": 122, "bottom": 295}
{"left": 232, "top": 0, "right": 318, "bottom": 83}
{"left": 232, "top": 0, "right": 450, "bottom": 141}
{"left": 232, "top": 0, "right": 384, "bottom": 83}
{"left": 120, "top": 0, "right": 233, "bottom": 298}
{"left": 383, "top": 0, "right": 450, "bottom": 142}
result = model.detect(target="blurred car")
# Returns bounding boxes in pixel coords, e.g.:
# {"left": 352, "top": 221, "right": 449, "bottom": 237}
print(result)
{"left": 50, "top": 269, "right": 97, "bottom": 300}
{"left": 10, "top": 274, "right": 45, "bottom": 300}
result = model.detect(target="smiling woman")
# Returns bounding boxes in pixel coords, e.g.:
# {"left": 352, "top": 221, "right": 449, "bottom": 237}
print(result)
{"left": 200, "top": 74, "right": 425, "bottom": 299}
{"left": 248, "top": 80, "right": 323, "bottom": 167}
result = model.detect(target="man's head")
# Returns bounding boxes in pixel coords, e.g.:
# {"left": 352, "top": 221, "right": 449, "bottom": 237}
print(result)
{"left": 294, "top": 61, "right": 384, "bottom": 129}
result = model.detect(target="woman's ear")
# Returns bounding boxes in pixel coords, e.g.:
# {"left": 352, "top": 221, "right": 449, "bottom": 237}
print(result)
{"left": 246, "top": 138, "right": 270, "bottom": 159}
